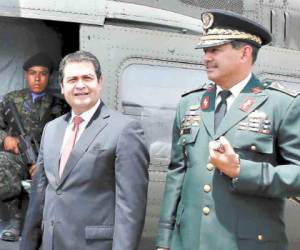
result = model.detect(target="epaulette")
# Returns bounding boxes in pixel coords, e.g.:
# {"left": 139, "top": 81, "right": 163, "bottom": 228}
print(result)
{"left": 181, "top": 83, "right": 211, "bottom": 97}
{"left": 266, "top": 81, "right": 300, "bottom": 97}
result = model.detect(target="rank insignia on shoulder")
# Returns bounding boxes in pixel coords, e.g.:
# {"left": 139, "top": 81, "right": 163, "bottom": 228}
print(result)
{"left": 251, "top": 87, "right": 262, "bottom": 94}
{"left": 267, "top": 81, "right": 300, "bottom": 97}
{"left": 262, "top": 80, "right": 272, "bottom": 88}
{"left": 181, "top": 83, "right": 211, "bottom": 97}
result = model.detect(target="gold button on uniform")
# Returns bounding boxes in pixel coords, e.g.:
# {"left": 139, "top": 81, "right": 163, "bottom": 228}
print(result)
{"left": 250, "top": 145, "right": 256, "bottom": 151}
{"left": 202, "top": 206, "right": 210, "bottom": 215}
{"left": 257, "top": 234, "right": 264, "bottom": 241}
{"left": 207, "top": 163, "right": 214, "bottom": 171}
{"left": 203, "top": 185, "right": 211, "bottom": 193}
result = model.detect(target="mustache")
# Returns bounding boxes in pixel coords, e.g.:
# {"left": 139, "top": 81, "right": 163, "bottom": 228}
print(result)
{"left": 205, "top": 63, "right": 217, "bottom": 68}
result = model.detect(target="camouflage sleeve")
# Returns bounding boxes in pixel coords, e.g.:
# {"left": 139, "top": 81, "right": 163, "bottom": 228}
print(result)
{"left": 0, "top": 96, "right": 8, "bottom": 146}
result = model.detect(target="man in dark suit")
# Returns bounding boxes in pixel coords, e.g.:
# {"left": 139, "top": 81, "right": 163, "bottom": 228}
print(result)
{"left": 156, "top": 9, "right": 300, "bottom": 250}
{"left": 20, "top": 51, "right": 149, "bottom": 250}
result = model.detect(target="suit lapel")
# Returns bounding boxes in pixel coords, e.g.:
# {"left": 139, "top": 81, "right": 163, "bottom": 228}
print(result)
{"left": 215, "top": 75, "right": 268, "bottom": 138}
{"left": 58, "top": 102, "right": 109, "bottom": 186}
{"left": 54, "top": 113, "right": 70, "bottom": 185}
{"left": 200, "top": 85, "right": 216, "bottom": 138}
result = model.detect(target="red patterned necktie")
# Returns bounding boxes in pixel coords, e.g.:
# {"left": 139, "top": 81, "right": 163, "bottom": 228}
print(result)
{"left": 59, "top": 116, "right": 84, "bottom": 177}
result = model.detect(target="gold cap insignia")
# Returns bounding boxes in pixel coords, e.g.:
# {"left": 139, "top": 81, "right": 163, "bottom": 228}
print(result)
{"left": 202, "top": 13, "right": 214, "bottom": 31}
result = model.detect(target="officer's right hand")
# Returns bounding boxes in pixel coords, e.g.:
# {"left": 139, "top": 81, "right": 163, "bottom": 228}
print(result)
{"left": 3, "top": 136, "right": 20, "bottom": 154}
{"left": 208, "top": 136, "right": 240, "bottom": 178}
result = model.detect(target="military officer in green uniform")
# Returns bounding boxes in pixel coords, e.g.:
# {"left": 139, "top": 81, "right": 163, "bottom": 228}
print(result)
{"left": 0, "top": 52, "right": 68, "bottom": 242}
{"left": 156, "top": 9, "right": 300, "bottom": 250}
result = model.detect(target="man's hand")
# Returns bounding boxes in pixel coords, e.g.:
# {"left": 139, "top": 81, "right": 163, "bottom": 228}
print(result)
{"left": 157, "top": 248, "right": 169, "bottom": 250}
{"left": 29, "top": 164, "right": 37, "bottom": 178}
{"left": 3, "top": 136, "right": 20, "bottom": 154}
{"left": 208, "top": 136, "right": 240, "bottom": 178}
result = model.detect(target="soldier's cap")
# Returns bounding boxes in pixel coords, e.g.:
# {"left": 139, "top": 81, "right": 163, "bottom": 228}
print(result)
{"left": 23, "top": 52, "right": 53, "bottom": 72}
{"left": 196, "top": 9, "right": 272, "bottom": 49}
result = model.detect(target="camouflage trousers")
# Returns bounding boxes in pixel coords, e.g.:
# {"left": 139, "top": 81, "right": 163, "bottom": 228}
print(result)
{"left": 0, "top": 151, "right": 24, "bottom": 201}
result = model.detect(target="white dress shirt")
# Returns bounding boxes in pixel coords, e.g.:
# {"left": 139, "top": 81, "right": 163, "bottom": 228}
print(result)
{"left": 215, "top": 72, "right": 252, "bottom": 111}
{"left": 60, "top": 99, "right": 101, "bottom": 153}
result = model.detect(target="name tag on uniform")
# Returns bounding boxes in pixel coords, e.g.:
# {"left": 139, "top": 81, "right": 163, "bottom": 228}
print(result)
{"left": 181, "top": 128, "right": 191, "bottom": 135}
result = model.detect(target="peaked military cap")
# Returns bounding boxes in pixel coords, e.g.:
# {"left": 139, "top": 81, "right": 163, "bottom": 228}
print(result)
{"left": 23, "top": 52, "right": 53, "bottom": 72}
{"left": 196, "top": 9, "right": 272, "bottom": 49}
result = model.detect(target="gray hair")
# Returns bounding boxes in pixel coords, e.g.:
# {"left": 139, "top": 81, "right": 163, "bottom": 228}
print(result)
{"left": 58, "top": 51, "right": 102, "bottom": 83}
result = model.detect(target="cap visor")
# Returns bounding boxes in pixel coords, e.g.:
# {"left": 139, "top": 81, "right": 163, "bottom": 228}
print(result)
{"left": 195, "top": 39, "right": 231, "bottom": 49}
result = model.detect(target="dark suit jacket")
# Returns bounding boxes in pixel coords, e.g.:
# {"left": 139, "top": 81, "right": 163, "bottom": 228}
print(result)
{"left": 20, "top": 102, "right": 149, "bottom": 250}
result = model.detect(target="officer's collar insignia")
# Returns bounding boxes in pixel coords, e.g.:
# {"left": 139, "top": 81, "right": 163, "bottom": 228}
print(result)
{"left": 202, "top": 13, "right": 214, "bottom": 32}
{"left": 240, "top": 98, "right": 255, "bottom": 112}
{"left": 251, "top": 87, "right": 262, "bottom": 94}
{"left": 201, "top": 96, "right": 210, "bottom": 110}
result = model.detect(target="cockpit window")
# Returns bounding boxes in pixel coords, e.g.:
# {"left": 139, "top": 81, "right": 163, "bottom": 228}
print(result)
{"left": 118, "top": 61, "right": 209, "bottom": 167}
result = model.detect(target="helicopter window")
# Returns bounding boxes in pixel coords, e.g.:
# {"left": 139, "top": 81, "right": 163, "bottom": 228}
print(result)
{"left": 119, "top": 62, "right": 209, "bottom": 167}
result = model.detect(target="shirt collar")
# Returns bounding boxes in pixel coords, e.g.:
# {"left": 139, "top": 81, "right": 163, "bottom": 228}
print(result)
{"left": 31, "top": 92, "right": 45, "bottom": 102}
{"left": 216, "top": 72, "right": 252, "bottom": 98}
{"left": 70, "top": 99, "right": 101, "bottom": 124}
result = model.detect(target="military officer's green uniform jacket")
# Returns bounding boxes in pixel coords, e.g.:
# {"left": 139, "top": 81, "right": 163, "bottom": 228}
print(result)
{"left": 0, "top": 88, "right": 68, "bottom": 200}
{"left": 156, "top": 75, "right": 300, "bottom": 250}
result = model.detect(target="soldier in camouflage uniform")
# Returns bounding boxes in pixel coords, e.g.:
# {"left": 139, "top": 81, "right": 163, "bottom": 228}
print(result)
{"left": 0, "top": 52, "right": 69, "bottom": 242}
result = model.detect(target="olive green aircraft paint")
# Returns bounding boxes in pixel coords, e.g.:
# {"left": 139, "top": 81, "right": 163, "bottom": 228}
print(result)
{"left": 0, "top": 1, "right": 300, "bottom": 249}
